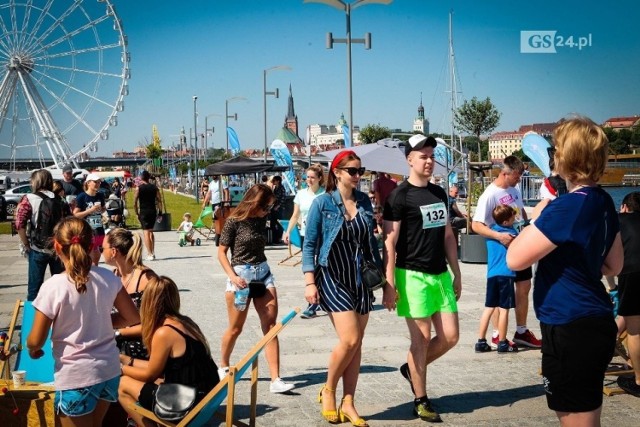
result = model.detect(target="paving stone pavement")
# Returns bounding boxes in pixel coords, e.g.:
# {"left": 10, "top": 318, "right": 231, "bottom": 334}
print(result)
{"left": 1, "top": 232, "right": 639, "bottom": 426}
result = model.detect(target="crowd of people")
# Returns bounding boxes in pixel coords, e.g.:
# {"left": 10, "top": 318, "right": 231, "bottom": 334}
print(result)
{"left": 2, "top": 115, "right": 639, "bottom": 426}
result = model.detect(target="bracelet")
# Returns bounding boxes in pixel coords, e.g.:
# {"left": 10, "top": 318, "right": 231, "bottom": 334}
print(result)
{"left": 128, "top": 357, "right": 134, "bottom": 366}
{"left": 305, "top": 283, "right": 316, "bottom": 287}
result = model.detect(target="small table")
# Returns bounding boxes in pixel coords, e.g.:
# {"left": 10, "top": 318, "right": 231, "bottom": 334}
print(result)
{"left": 0, "top": 380, "right": 58, "bottom": 427}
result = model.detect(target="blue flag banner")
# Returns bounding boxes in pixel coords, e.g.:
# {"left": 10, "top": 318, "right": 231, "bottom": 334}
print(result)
{"left": 342, "top": 124, "right": 351, "bottom": 148}
{"left": 269, "top": 139, "right": 296, "bottom": 195}
{"left": 227, "top": 127, "right": 241, "bottom": 155}
{"left": 434, "top": 142, "right": 453, "bottom": 168}
{"left": 448, "top": 171, "right": 458, "bottom": 186}
{"left": 522, "top": 132, "right": 551, "bottom": 177}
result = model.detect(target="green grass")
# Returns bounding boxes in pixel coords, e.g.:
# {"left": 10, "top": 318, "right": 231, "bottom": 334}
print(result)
{"left": 0, "top": 190, "right": 214, "bottom": 234}
{"left": 124, "top": 190, "right": 214, "bottom": 230}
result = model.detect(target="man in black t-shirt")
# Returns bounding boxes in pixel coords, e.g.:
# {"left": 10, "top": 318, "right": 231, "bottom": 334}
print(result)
{"left": 61, "top": 164, "right": 83, "bottom": 196}
{"left": 382, "top": 134, "right": 461, "bottom": 423}
{"left": 134, "top": 170, "right": 162, "bottom": 260}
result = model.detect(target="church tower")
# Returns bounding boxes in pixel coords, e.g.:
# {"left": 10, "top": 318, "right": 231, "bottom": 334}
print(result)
{"left": 413, "top": 93, "right": 429, "bottom": 134}
{"left": 284, "top": 84, "right": 299, "bottom": 136}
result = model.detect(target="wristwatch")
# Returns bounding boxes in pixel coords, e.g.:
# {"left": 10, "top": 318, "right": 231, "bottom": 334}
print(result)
{"left": 114, "top": 329, "right": 121, "bottom": 339}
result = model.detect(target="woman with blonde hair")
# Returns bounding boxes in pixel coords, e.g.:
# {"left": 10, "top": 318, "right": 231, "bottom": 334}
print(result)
{"left": 284, "top": 163, "right": 326, "bottom": 319}
{"left": 303, "top": 150, "right": 381, "bottom": 426}
{"left": 507, "top": 116, "right": 623, "bottom": 427}
{"left": 27, "top": 217, "right": 140, "bottom": 427}
{"left": 103, "top": 227, "right": 157, "bottom": 360}
{"left": 118, "top": 276, "right": 220, "bottom": 426}
{"left": 217, "top": 183, "right": 295, "bottom": 393}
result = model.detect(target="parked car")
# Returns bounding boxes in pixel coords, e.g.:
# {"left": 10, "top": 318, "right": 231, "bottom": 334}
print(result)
{"left": 4, "top": 184, "right": 32, "bottom": 217}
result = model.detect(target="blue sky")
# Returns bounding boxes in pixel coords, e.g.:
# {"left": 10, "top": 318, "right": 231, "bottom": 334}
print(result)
{"left": 45, "top": 0, "right": 640, "bottom": 156}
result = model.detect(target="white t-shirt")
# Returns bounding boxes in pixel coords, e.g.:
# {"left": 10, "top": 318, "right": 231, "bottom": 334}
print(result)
{"left": 293, "top": 187, "right": 325, "bottom": 236}
{"left": 472, "top": 183, "right": 526, "bottom": 231}
{"left": 206, "top": 179, "right": 228, "bottom": 205}
{"left": 180, "top": 220, "right": 193, "bottom": 232}
{"left": 32, "top": 266, "right": 122, "bottom": 390}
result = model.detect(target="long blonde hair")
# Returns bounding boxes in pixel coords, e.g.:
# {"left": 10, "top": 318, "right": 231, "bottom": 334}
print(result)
{"left": 140, "top": 276, "right": 211, "bottom": 356}
{"left": 228, "top": 183, "right": 275, "bottom": 222}
{"left": 107, "top": 228, "right": 144, "bottom": 269}
{"left": 54, "top": 217, "right": 93, "bottom": 293}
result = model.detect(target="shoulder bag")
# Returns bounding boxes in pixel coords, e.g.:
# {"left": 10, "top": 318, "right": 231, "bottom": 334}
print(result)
{"left": 153, "top": 383, "right": 198, "bottom": 422}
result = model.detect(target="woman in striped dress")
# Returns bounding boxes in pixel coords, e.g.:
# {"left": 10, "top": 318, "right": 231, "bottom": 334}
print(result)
{"left": 302, "top": 150, "right": 382, "bottom": 427}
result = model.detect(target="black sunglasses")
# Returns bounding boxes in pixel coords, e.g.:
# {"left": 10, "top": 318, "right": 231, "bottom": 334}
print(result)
{"left": 262, "top": 203, "right": 274, "bottom": 212}
{"left": 547, "top": 146, "right": 556, "bottom": 157}
{"left": 337, "top": 167, "right": 366, "bottom": 177}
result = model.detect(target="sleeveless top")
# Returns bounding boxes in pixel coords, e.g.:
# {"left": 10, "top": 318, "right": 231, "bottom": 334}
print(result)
{"left": 162, "top": 324, "right": 220, "bottom": 393}
{"left": 137, "top": 183, "right": 157, "bottom": 212}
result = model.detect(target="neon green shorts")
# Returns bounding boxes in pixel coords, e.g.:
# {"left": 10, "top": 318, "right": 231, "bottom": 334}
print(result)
{"left": 395, "top": 268, "right": 458, "bottom": 318}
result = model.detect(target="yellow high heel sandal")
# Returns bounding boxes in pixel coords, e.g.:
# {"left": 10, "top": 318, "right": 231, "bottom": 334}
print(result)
{"left": 339, "top": 397, "right": 369, "bottom": 427}
{"left": 318, "top": 385, "right": 339, "bottom": 424}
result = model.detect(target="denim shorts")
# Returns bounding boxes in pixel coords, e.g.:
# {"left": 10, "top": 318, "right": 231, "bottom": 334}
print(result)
{"left": 225, "top": 261, "right": 275, "bottom": 292}
{"left": 55, "top": 376, "right": 120, "bottom": 417}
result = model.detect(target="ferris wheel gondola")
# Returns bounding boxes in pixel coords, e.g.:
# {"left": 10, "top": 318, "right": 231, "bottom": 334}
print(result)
{"left": 0, "top": 0, "right": 130, "bottom": 169}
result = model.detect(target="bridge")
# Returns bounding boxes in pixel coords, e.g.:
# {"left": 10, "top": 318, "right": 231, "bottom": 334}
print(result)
{"left": 0, "top": 157, "right": 149, "bottom": 171}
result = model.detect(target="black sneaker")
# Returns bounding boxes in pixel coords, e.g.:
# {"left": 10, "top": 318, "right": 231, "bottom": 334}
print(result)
{"left": 400, "top": 363, "right": 415, "bottom": 395}
{"left": 497, "top": 339, "right": 519, "bottom": 353}
{"left": 413, "top": 397, "right": 442, "bottom": 423}
{"left": 475, "top": 339, "right": 492, "bottom": 353}
{"left": 617, "top": 375, "right": 640, "bottom": 397}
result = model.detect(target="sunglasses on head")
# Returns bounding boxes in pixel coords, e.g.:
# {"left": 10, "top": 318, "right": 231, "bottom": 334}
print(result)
{"left": 337, "top": 167, "right": 366, "bottom": 177}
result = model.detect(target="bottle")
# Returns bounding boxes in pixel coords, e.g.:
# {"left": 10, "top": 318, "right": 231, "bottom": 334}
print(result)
{"left": 234, "top": 265, "right": 252, "bottom": 311}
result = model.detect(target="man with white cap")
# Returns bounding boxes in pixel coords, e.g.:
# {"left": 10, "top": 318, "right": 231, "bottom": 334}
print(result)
{"left": 382, "top": 133, "right": 461, "bottom": 423}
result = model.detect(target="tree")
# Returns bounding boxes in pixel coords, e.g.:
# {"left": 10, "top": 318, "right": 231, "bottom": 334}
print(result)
{"left": 454, "top": 97, "right": 501, "bottom": 161}
{"left": 146, "top": 144, "right": 163, "bottom": 171}
{"left": 358, "top": 124, "right": 391, "bottom": 145}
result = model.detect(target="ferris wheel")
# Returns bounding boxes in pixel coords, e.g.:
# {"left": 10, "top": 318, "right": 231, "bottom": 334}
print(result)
{"left": 0, "top": 0, "right": 130, "bottom": 169}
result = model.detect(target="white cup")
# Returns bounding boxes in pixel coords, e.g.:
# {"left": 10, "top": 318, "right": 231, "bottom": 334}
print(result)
{"left": 12, "top": 370, "right": 26, "bottom": 388}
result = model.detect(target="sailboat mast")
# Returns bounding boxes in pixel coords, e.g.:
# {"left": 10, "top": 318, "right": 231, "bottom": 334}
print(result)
{"left": 448, "top": 10, "right": 466, "bottom": 180}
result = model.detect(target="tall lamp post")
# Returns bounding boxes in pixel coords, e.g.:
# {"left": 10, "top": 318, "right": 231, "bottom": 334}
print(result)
{"left": 225, "top": 96, "right": 247, "bottom": 155}
{"left": 263, "top": 65, "right": 292, "bottom": 162}
{"left": 305, "top": 0, "right": 392, "bottom": 146}
{"left": 192, "top": 96, "right": 199, "bottom": 202}
{"left": 205, "top": 113, "right": 222, "bottom": 161}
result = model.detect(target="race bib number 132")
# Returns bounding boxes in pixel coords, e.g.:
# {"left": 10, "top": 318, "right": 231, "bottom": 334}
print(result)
{"left": 420, "top": 202, "right": 447, "bottom": 229}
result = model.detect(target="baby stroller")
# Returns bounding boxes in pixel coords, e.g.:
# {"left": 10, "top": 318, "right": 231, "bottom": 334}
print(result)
{"left": 105, "top": 194, "right": 126, "bottom": 230}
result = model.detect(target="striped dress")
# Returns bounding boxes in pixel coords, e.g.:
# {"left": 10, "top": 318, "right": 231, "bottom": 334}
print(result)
{"left": 316, "top": 212, "right": 375, "bottom": 314}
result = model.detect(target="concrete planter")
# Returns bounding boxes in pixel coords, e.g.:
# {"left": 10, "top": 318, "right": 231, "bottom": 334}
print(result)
{"left": 460, "top": 233, "right": 487, "bottom": 264}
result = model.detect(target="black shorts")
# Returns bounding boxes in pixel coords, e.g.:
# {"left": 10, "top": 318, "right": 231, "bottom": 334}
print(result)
{"left": 139, "top": 210, "right": 157, "bottom": 230}
{"left": 540, "top": 316, "right": 616, "bottom": 413}
{"left": 618, "top": 271, "right": 640, "bottom": 316}
{"left": 515, "top": 266, "right": 532, "bottom": 282}
{"left": 138, "top": 382, "right": 158, "bottom": 410}
{"left": 485, "top": 276, "right": 516, "bottom": 309}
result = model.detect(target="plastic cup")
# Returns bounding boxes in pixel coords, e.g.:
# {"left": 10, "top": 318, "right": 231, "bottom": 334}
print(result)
{"left": 12, "top": 370, "right": 26, "bottom": 388}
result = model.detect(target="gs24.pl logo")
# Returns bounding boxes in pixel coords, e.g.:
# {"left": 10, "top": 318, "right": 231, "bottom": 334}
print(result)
{"left": 520, "top": 31, "right": 593, "bottom": 53}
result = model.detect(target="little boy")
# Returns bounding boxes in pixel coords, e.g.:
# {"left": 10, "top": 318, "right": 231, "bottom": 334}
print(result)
{"left": 475, "top": 204, "right": 519, "bottom": 354}
{"left": 178, "top": 212, "right": 195, "bottom": 245}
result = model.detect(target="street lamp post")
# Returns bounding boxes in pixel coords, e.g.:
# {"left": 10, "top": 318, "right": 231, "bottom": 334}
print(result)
{"left": 305, "top": 0, "right": 392, "bottom": 146}
{"left": 193, "top": 96, "right": 199, "bottom": 203}
{"left": 263, "top": 65, "right": 292, "bottom": 162}
{"left": 205, "top": 113, "right": 223, "bottom": 161}
{"left": 225, "top": 96, "right": 247, "bottom": 155}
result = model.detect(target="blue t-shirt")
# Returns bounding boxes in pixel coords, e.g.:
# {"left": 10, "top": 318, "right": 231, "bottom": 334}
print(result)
{"left": 533, "top": 186, "right": 619, "bottom": 325}
{"left": 486, "top": 224, "right": 517, "bottom": 278}
{"left": 76, "top": 192, "right": 105, "bottom": 235}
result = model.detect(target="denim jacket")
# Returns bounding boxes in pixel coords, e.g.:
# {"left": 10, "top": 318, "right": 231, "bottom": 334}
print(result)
{"left": 302, "top": 190, "right": 382, "bottom": 273}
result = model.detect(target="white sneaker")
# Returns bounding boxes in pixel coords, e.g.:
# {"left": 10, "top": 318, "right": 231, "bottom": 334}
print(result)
{"left": 269, "top": 377, "right": 294, "bottom": 393}
{"left": 145, "top": 254, "right": 155, "bottom": 261}
{"left": 217, "top": 367, "right": 229, "bottom": 380}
